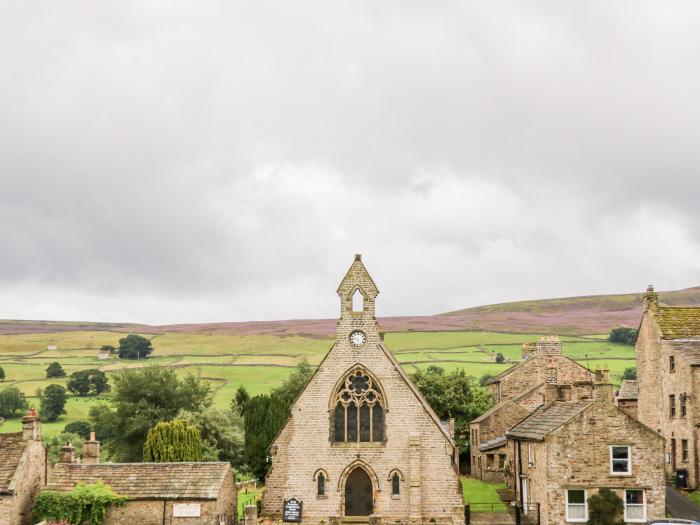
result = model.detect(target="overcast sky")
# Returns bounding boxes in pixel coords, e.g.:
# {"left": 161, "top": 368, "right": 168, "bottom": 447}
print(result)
{"left": 2, "top": 1, "right": 700, "bottom": 324}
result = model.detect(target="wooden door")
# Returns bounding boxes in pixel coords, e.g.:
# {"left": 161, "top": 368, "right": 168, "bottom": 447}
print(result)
{"left": 345, "top": 468, "right": 373, "bottom": 516}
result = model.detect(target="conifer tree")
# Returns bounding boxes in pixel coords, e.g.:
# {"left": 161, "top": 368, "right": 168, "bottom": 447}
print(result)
{"left": 143, "top": 419, "right": 203, "bottom": 462}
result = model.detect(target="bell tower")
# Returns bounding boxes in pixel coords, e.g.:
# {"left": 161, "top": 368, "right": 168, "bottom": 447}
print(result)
{"left": 336, "top": 254, "right": 380, "bottom": 349}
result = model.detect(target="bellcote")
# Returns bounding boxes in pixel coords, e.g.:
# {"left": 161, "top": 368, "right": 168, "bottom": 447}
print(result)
{"left": 336, "top": 254, "right": 379, "bottom": 320}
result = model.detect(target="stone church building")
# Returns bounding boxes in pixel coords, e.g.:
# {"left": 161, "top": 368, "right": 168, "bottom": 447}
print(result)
{"left": 262, "top": 255, "right": 464, "bottom": 525}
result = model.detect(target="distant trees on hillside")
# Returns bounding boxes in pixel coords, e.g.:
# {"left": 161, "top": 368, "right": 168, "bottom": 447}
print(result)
{"left": 0, "top": 386, "right": 28, "bottom": 418}
{"left": 40, "top": 384, "right": 68, "bottom": 422}
{"left": 0, "top": 366, "right": 5, "bottom": 381}
{"left": 64, "top": 420, "right": 93, "bottom": 440}
{"left": 118, "top": 334, "right": 153, "bottom": 359}
{"left": 622, "top": 367, "right": 637, "bottom": 381}
{"left": 608, "top": 327, "right": 638, "bottom": 345}
{"left": 101, "top": 344, "right": 117, "bottom": 354}
{"left": 411, "top": 366, "right": 493, "bottom": 466}
{"left": 67, "top": 369, "right": 110, "bottom": 396}
{"left": 46, "top": 362, "right": 66, "bottom": 378}
{"left": 495, "top": 352, "right": 506, "bottom": 363}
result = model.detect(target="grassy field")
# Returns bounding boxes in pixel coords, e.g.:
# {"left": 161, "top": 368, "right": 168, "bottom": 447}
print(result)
{"left": 0, "top": 329, "right": 636, "bottom": 438}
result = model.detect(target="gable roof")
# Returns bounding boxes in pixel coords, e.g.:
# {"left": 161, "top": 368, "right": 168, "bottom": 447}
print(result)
{"left": 471, "top": 400, "right": 521, "bottom": 424}
{"left": 656, "top": 307, "right": 700, "bottom": 340}
{"left": 617, "top": 380, "right": 638, "bottom": 400}
{"left": 46, "top": 462, "right": 231, "bottom": 500}
{"left": 0, "top": 433, "right": 29, "bottom": 494}
{"left": 487, "top": 354, "right": 591, "bottom": 385}
{"left": 336, "top": 254, "right": 379, "bottom": 295}
{"left": 505, "top": 401, "right": 591, "bottom": 441}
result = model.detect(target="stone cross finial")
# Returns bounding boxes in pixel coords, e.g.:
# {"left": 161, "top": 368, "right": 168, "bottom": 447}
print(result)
{"left": 644, "top": 284, "right": 659, "bottom": 312}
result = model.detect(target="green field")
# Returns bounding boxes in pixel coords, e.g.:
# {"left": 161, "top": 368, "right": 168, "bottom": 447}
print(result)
{"left": 0, "top": 329, "right": 636, "bottom": 438}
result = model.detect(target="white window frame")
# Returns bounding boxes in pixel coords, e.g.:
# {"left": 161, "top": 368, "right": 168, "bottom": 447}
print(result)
{"left": 565, "top": 489, "right": 587, "bottom": 523}
{"left": 624, "top": 489, "right": 646, "bottom": 523}
{"left": 610, "top": 445, "right": 632, "bottom": 475}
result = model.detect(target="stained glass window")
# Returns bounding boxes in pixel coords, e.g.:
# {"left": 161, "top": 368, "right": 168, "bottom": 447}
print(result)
{"left": 332, "top": 368, "right": 385, "bottom": 443}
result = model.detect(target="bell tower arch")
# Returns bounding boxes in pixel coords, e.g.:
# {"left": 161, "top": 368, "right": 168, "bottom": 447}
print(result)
{"left": 336, "top": 255, "right": 380, "bottom": 348}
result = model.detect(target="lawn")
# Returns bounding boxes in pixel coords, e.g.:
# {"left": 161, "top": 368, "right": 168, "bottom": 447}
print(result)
{"left": 461, "top": 476, "right": 508, "bottom": 512}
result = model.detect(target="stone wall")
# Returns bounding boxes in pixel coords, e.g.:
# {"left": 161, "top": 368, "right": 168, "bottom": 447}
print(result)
{"left": 524, "top": 401, "right": 665, "bottom": 525}
{"left": 0, "top": 439, "right": 46, "bottom": 525}
{"left": 103, "top": 499, "right": 228, "bottom": 525}
{"left": 636, "top": 309, "right": 663, "bottom": 433}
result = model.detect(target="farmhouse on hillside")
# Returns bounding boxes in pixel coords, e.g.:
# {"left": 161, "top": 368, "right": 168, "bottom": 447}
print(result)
{"left": 262, "top": 255, "right": 464, "bottom": 525}
{"left": 506, "top": 370, "right": 665, "bottom": 525}
{"left": 637, "top": 285, "right": 700, "bottom": 488}
{"left": 0, "top": 409, "right": 46, "bottom": 525}
{"left": 45, "top": 437, "right": 237, "bottom": 524}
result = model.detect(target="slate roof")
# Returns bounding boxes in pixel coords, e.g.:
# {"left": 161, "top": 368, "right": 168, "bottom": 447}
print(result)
{"left": 617, "top": 380, "right": 638, "bottom": 400}
{"left": 505, "top": 402, "right": 591, "bottom": 441}
{"left": 0, "top": 433, "right": 28, "bottom": 494}
{"left": 656, "top": 307, "right": 700, "bottom": 340}
{"left": 666, "top": 340, "right": 700, "bottom": 366}
{"left": 487, "top": 355, "right": 590, "bottom": 385}
{"left": 46, "top": 462, "right": 231, "bottom": 500}
{"left": 479, "top": 436, "right": 507, "bottom": 452}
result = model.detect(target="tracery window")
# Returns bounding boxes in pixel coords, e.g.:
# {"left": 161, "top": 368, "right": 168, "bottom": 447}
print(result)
{"left": 333, "top": 368, "right": 385, "bottom": 443}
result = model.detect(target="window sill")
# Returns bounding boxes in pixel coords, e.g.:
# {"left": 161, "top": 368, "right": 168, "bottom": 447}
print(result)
{"left": 331, "top": 442, "right": 386, "bottom": 448}
{"left": 610, "top": 473, "right": 633, "bottom": 477}
{"left": 391, "top": 495, "right": 400, "bottom": 500}
{"left": 317, "top": 496, "right": 328, "bottom": 500}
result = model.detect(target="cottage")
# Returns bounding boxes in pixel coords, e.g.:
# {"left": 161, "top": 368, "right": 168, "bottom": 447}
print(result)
{"left": 0, "top": 409, "right": 46, "bottom": 525}
{"left": 469, "top": 400, "right": 529, "bottom": 483}
{"left": 505, "top": 372, "right": 665, "bottom": 525}
{"left": 636, "top": 285, "right": 700, "bottom": 488}
{"left": 262, "top": 255, "right": 464, "bottom": 525}
{"left": 45, "top": 437, "right": 236, "bottom": 525}
{"left": 487, "top": 336, "right": 595, "bottom": 409}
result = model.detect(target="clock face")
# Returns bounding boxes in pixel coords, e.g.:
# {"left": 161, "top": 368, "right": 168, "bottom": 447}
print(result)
{"left": 349, "top": 330, "right": 367, "bottom": 348}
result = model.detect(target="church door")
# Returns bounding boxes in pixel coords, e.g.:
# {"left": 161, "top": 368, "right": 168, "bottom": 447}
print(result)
{"left": 344, "top": 468, "right": 373, "bottom": 516}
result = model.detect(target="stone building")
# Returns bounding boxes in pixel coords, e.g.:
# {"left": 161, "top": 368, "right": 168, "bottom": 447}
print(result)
{"left": 46, "top": 437, "right": 236, "bottom": 524}
{"left": 486, "top": 336, "right": 595, "bottom": 409}
{"left": 615, "top": 380, "right": 638, "bottom": 419}
{"left": 469, "top": 400, "right": 529, "bottom": 483}
{"left": 262, "top": 255, "right": 464, "bottom": 525}
{"left": 505, "top": 372, "right": 665, "bottom": 525}
{"left": 636, "top": 285, "right": 700, "bottom": 488}
{"left": 0, "top": 409, "right": 46, "bottom": 525}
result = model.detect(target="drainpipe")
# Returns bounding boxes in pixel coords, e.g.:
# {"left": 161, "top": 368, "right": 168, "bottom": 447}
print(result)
{"left": 162, "top": 499, "right": 167, "bottom": 525}
{"left": 516, "top": 440, "right": 523, "bottom": 509}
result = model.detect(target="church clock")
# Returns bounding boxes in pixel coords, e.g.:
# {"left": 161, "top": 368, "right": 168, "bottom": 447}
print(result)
{"left": 349, "top": 330, "right": 366, "bottom": 348}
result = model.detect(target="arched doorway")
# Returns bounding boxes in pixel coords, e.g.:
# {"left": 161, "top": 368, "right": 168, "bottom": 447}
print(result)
{"left": 344, "top": 467, "right": 373, "bottom": 516}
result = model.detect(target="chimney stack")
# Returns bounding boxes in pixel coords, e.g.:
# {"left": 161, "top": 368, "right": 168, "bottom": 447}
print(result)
{"left": 643, "top": 285, "right": 659, "bottom": 312}
{"left": 21, "top": 407, "right": 41, "bottom": 441}
{"left": 594, "top": 369, "right": 614, "bottom": 403}
{"left": 573, "top": 380, "right": 594, "bottom": 401}
{"left": 82, "top": 432, "right": 100, "bottom": 464}
{"left": 544, "top": 383, "right": 560, "bottom": 408}
{"left": 59, "top": 442, "right": 76, "bottom": 464}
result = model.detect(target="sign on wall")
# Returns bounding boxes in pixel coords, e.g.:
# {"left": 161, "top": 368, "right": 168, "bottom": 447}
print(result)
{"left": 283, "top": 498, "right": 303, "bottom": 522}
{"left": 173, "top": 503, "right": 202, "bottom": 517}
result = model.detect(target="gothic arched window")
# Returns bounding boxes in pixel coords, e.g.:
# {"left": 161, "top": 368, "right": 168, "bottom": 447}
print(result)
{"left": 317, "top": 472, "right": 325, "bottom": 496}
{"left": 391, "top": 472, "right": 400, "bottom": 495}
{"left": 332, "top": 368, "right": 385, "bottom": 443}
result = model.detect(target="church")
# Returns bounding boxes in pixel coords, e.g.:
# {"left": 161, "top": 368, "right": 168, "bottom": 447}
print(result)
{"left": 262, "top": 255, "right": 464, "bottom": 525}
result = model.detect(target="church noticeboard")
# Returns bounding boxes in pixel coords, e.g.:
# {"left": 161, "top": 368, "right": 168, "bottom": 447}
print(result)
{"left": 173, "top": 503, "right": 201, "bottom": 517}
{"left": 283, "top": 498, "right": 302, "bottom": 522}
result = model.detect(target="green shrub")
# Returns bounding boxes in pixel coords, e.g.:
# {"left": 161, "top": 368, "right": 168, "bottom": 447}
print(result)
{"left": 143, "top": 419, "right": 203, "bottom": 462}
{"left": 587, "top": 487, "right": 624, "bottom": 525}
{"left": 33, "top": 481, "right": 126, "bottom": 525}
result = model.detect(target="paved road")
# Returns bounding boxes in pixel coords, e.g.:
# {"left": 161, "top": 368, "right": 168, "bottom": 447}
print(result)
{"left": 666, "top": 485, "right": 700, "bottom": 521}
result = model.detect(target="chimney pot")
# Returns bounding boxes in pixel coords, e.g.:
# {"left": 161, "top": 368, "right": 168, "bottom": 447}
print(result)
{"left": 59, "top": 443, "right": 76, "bottom": 464}
{"left": 82, "top": 431, "right": 100, "bottom": 464}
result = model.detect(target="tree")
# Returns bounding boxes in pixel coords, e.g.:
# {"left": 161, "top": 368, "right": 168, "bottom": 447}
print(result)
{"left": 479, "top": 373, "right": 494, "bottom": 387}
{"left": 46, "top": 362, "right": 66, "bottom": 378}
{"left": 101, "top": 344, "right": 117, "bottom": 354}
{"left": 143, "top": 419, "right": 203, "bottom": 462}
{"left": 242, "top": 360, "right": 315, "bottom": 480}
{"left": 587, "top": 488, "right": 624, "bottom": 525}
{"left": 0, "top": 366, "right": 5, "bottom": 381}
{"left": 495, "top": 353, "right": 506, "bottom": 363}
{"left": 40, "top": 384, "right": 68, "bottom": 422}
{"left": 411, "top": 367, "right": 493, "bottom": 465}
{"left": 117, "top": 334, "right": 153, "bottom": 359}
{"left": 67, "top": 370, "right": 110, "bottom": 396}
{"left": 233, "top": 386, "right": 250, "bottom": 414}
{"left": 64, "top": 420, "right": 93, "bottom": 440}
{"left": 89, "top": 367, "right": 211, "bottom": 461}
{"left": 609, "top": 327, "right": 638, "bottom": 346}
{"left": 0, "top": 386, "right": 28, "bottom": 418}
{"left": 179, "top": 407, "right": 245, "bottom": 467}
{"left": 622, "top": 367, "right": 637, "bottom": 381}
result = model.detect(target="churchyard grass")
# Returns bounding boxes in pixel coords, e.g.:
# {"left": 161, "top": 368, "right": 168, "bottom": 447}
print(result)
{"left": 461, "top": 476, "right": 508, "bottom": 512}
